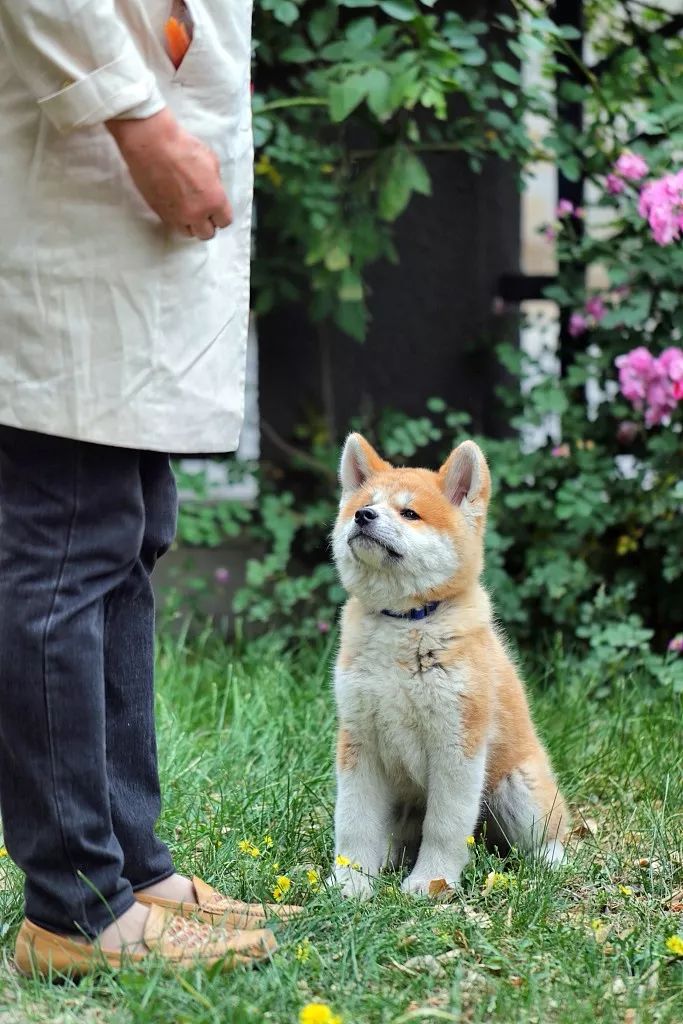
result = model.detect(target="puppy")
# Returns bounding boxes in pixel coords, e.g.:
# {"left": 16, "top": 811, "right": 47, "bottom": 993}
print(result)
{"left": 330, "top": 433, "right": 568, "bottom": 898}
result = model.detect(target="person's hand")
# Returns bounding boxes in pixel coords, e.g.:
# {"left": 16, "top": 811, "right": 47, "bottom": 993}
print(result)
{"left": 106, "top": 107, "right": 232, "bottom": 240}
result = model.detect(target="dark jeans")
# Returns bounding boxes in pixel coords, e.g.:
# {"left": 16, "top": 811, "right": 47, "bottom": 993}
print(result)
{"left": 0, "top": 426, "right": 176, "bottom": 937}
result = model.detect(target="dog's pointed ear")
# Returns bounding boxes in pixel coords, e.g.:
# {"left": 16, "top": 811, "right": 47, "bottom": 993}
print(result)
{"left": 339, "top": 433, "right": 390, "bottom": 493}
{"left": 439, "top": 441, "right": 491, "bottom": 523}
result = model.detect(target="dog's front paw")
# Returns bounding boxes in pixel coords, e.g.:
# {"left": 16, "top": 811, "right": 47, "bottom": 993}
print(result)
{"left": 401, "top": 872, "right": 460, "bottom": 898}
{"left": 328, "top": 867, "right": 373, "bottom": 900}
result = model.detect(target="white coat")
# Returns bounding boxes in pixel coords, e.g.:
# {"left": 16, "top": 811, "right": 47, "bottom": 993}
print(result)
{"left": 0, "top": 1, "right": 253, "bottom": 453}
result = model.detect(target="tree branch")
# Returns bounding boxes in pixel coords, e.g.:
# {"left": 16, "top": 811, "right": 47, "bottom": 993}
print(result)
{"left": 260, "top": 420, "right": 337, "bottom": 481}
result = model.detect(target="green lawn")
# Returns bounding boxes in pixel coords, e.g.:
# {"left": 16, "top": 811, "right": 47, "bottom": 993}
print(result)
{"left": 1, "top": 634, "right": 681, "bottom": 1023}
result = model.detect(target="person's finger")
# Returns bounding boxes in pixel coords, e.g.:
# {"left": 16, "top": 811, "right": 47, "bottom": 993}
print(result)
{"left": 210, "top": 199, "right": 233, "bottom": 229}
{"left": 191, "top": 218, "right": 217, "bottom": 241}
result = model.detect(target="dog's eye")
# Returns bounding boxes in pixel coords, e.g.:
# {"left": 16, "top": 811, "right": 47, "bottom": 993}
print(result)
{"left": 400, "top": 508, "right": 421, "bottom": 521}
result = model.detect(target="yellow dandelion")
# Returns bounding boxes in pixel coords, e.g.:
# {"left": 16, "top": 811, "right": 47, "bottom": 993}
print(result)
{"left": 237, "top": 839, "right": 260, "bottom": 858}
{"left": 466, "top": 835, "right": 475, "bottom": 847}
{"left": 335, "top": 854, "right": 351, "bottom": 867}
{"left": 352, "top": 861, "right": 361, "bottom": 871}
{"left": 295, "top": 939, "right": 311, "bottom": 963}
{"left": 483, "top": 870, "right": 511, "bottom": 894}
{"left": 299, "top": 1003, "right": 342, "bottom": 1024}
{"left": 618, "top": 885, "right": 633, "bottom": 897}
{"left": 0, "top": 847, "right": 7, "bottom": 859}
{"left": 273, "top": 861, "right": 280, "bottom": 871}
{"left": 272, "top": 874, "right": 292, "bottom": 901}
{"left": 262, "top": 834, "right": 274, "bottom": 848}
{"left": 307, "top": 869, "right": 321, "bottom": 890}
{"left": 590, "top": 918, "right": 603, "bottom": 931}
{"left": 665, "top": 935, "right": 683, "bottom": 957}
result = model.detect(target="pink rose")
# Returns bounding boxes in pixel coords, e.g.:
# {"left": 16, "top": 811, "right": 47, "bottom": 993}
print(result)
{"left": 615, "top": 347, "right": 655, "bottom": 405}
{"left": 644, "top": 371, "right": 678, "bottom": 426}
{"left": 606, "top": 174, "right": 625, "bottom": 195}
{"left": 557, "top": 199, "right": 574, "bottom": 217}
{"left": 659, "top": 347, "right": 683, "bottom": 382}
{"left": 317, "top": 620, "right": 331, "bottom": 634}
{"left": 668, "top": 634, "right": 683, "bottom": 654}
{"left": 214, "top": 567, "right": 230, "bottom": 584}
{"left": 585, "top": 296, "right": 606, "bottom": 322}
{"left": 614, "top": 152, "right": 649, "bottom": 181}
{"left": 569, "top": 312, "right": 588, "bottom": 337}
{"left": 617, "top": 346, "right": 682, "bottom": 426}
{"left": 618, "top": 347, "right": 655, "bottom": 375}
{"left": 649, "top": 203, "right": 680, "bottom": 245}
{"left": 638, "top": 172, "right": 683, "bottom": 246}
{"left": 551, "top": 444, "right": 570, "bottom": 458}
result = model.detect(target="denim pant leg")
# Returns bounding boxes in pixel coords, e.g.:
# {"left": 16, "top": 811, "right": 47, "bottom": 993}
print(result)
{"left": 0, "top": 427, "right": 143, "bottom": 936}
{"left": 104, "top": 453, "right": 177, "bottom": 889}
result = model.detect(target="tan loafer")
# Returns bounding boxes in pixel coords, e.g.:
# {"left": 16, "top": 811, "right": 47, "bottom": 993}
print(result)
{"left": 14, "top": 903, "right": 277, "bottom": 978}
{"left": 135, "top": 875, "right": 303, "bottom": 928}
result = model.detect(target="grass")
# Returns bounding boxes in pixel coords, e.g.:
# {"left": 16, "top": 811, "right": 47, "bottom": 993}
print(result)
{"left": 0, "top": 631, "right": 682, "bottom": 1023}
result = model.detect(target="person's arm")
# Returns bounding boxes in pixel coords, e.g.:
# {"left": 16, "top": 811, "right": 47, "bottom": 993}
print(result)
{"left": 0, "top": 0, "right": 232, "bottom": 239}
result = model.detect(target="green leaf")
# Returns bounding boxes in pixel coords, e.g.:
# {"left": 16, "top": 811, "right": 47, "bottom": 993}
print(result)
{"left": 492, "top": 61, "right": 521, "bottom": 86}
{"left": 271, "top": 0, "right": 299, "bottom": 26}
{"left": 378, "top": 0, "right": 418, "bottom": 21}
{"left": 363, "top": 67, "right": 393, "bottom": 119}
{"left": 329, "top": 74, "right": 368, "bottom": 122}
{"left": 560, "top": 154, "right": 581, "bottom": 182}
{"left": 338, "top": 269, "right": 364, "bottom": 302}
{"left": 346, "top": 16, "right": 376, "bottom": 47}
{"left": 379, "top": 148, "right": 431, "bottom": 221}
{"left": 280, "top": 44, "right": 315, "bottom": 62}
{"left": 557, "top": 24, "right": 581, "bottom": 40}
{"left": 335, "top": 299, "right": 367, "bottom": 341}
{"left": 308, "top": 4, "right": 337, "bottom": 47}
{"left": 324, "top": 244, "right": 350, "bottom": 271}
{"left": 459, "top": 47, "right": 487, "bottom": 66}
{"left": 444, "top": 27, "right": 480, "bottom": 49}
{"left": 404, "top": 151, "right": 431, "bottom": 196}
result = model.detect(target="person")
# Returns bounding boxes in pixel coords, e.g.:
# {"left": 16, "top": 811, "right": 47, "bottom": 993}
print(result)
{"left": 0, "top": 0, "right": 296, "bottom": 976}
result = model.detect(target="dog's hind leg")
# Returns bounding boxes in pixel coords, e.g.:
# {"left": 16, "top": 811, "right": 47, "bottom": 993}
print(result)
{"left": 482, "top": 757, "right": 569, "bottom": 866}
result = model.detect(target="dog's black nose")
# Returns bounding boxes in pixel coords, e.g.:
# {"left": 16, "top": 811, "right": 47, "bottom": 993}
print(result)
{"left": 355, "top": 507, "right": 378, "bottom": 525}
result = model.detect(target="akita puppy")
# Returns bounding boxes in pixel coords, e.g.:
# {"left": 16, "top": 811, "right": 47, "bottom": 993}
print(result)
{"left": 330, "top": 433, "right": 568, "bottom": 898}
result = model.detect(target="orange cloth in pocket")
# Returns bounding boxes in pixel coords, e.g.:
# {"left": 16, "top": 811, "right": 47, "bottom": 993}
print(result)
{"left": 165, "top": 16, "right": 191, "bottom": 68}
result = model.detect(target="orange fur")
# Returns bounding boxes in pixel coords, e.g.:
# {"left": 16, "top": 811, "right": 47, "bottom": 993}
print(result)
{"left": 336, "top": 728, "right": 359, "bottom": 772}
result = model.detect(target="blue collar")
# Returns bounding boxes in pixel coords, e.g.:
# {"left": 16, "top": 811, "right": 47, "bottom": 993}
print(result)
{"left": 381, "top": 601, "right": 441, "bottom": 622}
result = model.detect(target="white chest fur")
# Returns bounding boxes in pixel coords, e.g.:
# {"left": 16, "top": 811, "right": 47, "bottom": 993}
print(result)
{"left": 335, "top": 608, "right": 469, "bottom": 798}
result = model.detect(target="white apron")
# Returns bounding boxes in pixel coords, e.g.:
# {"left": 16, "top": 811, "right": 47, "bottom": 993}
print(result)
{"left": 0, "top": 0, "right": 253, "bottom": 453}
